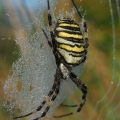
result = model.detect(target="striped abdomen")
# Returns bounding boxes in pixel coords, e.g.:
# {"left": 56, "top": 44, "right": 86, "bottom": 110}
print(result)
{"left": 55, "top": 18, "right": 87, "bottom": 66}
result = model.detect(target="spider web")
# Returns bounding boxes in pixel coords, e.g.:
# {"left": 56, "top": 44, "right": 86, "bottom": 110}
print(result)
{"left": 0, "top": 0, "right": 120, "bottom": 120}
{"left": 1, "top": 0, "right": 79, "bottom": 119}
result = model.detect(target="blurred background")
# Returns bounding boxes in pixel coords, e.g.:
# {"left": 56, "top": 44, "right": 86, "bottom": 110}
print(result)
{"left": 0, "top": 0, "right": 120, "bottom": 120}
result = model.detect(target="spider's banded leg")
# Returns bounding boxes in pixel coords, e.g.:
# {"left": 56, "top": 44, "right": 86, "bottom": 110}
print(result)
{"left": 34, "top": 68, "right": 62, "bottom": 119}
{"left": 70, "top": 72, "right": 87, "bottom": 112}
{"left": 14, "top": 76, "right": 60, "bottom": 119}
{"left": 42, "top": 28, "right": 53, "bottom": 48}
{"left": 71, "top": 0, "right": 89, "bottom": 48}
{"left": 79, "top": 11, "right": 89, "bottom": 48}
{"left": 81, "top": 19, "right": 89, "bottom": 48}
{"left": 47, "top": 0, "right": 55, "bottom": 43}
{"left": 35, "top": 67, "right": 62, "bottom": 119}
{"left": 33, "top": 81, "right": 61, "bottom": 120}
{"left": 14, "top": 82, "right": 58, "bottom": 119}
{"left": 54, "top": 72, "right": 87, "bottom": 118}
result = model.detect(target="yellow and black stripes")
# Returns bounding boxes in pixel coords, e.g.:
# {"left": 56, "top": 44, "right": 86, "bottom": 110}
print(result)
{"left": 58, "top": 31, "right": 82, "bottom": 39}
{"left": 55, "top": 19, "right": 84, "bottom": 44}
{"left": 57, "top": 19, "right": 81, "bottom": 33}
{"left": 55, "top": 18, "right": 86, "bottom": 65}
{"left": 59, "top": 44, "right": 84, "bottom": 54}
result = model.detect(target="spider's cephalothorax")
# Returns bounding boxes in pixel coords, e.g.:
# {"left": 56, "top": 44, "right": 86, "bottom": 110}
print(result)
{"left": 14, "top": 0, "right": 88, "bottom": 120}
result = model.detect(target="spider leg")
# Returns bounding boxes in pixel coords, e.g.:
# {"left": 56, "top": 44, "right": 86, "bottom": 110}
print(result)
{"left": 54, "top": 72, "right": 87, "bottom": 118}
{"left": 14, "top": 68, "right": 62, "bottom": 119}
{"left": 71, "top": 0, "right": 82, "bottom": 18}
{"left": 33, "top": 81, "right": 61, "bottom": 120}
{"left": 81, "top": 18, "right": 89, "bottom": 49}
{"left": 71, "top": 0, "right": 89, "bottom": 48}
{"left": 14, "top": 82, "right": 58, "bottom": 119}
{"left": 70, "top": 72, "right": 87, "bottom": 111}
{"left": 42, "top": 28, "right": 53, "bottom": 49}
{"left": 47, "top": 0, "right": 55, "bottom": 46}
{"left": 33, "top": 67, "right": 63, "bottom": 120}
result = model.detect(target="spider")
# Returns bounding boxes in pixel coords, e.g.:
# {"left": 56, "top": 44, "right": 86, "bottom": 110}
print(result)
{"left": 14, "top": 0, "right": 88, "bottom": 119}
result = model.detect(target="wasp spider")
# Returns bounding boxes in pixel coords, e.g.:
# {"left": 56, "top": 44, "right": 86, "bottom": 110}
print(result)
{"left": 14, "top": 0, "right": 88, "bottom": 119}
